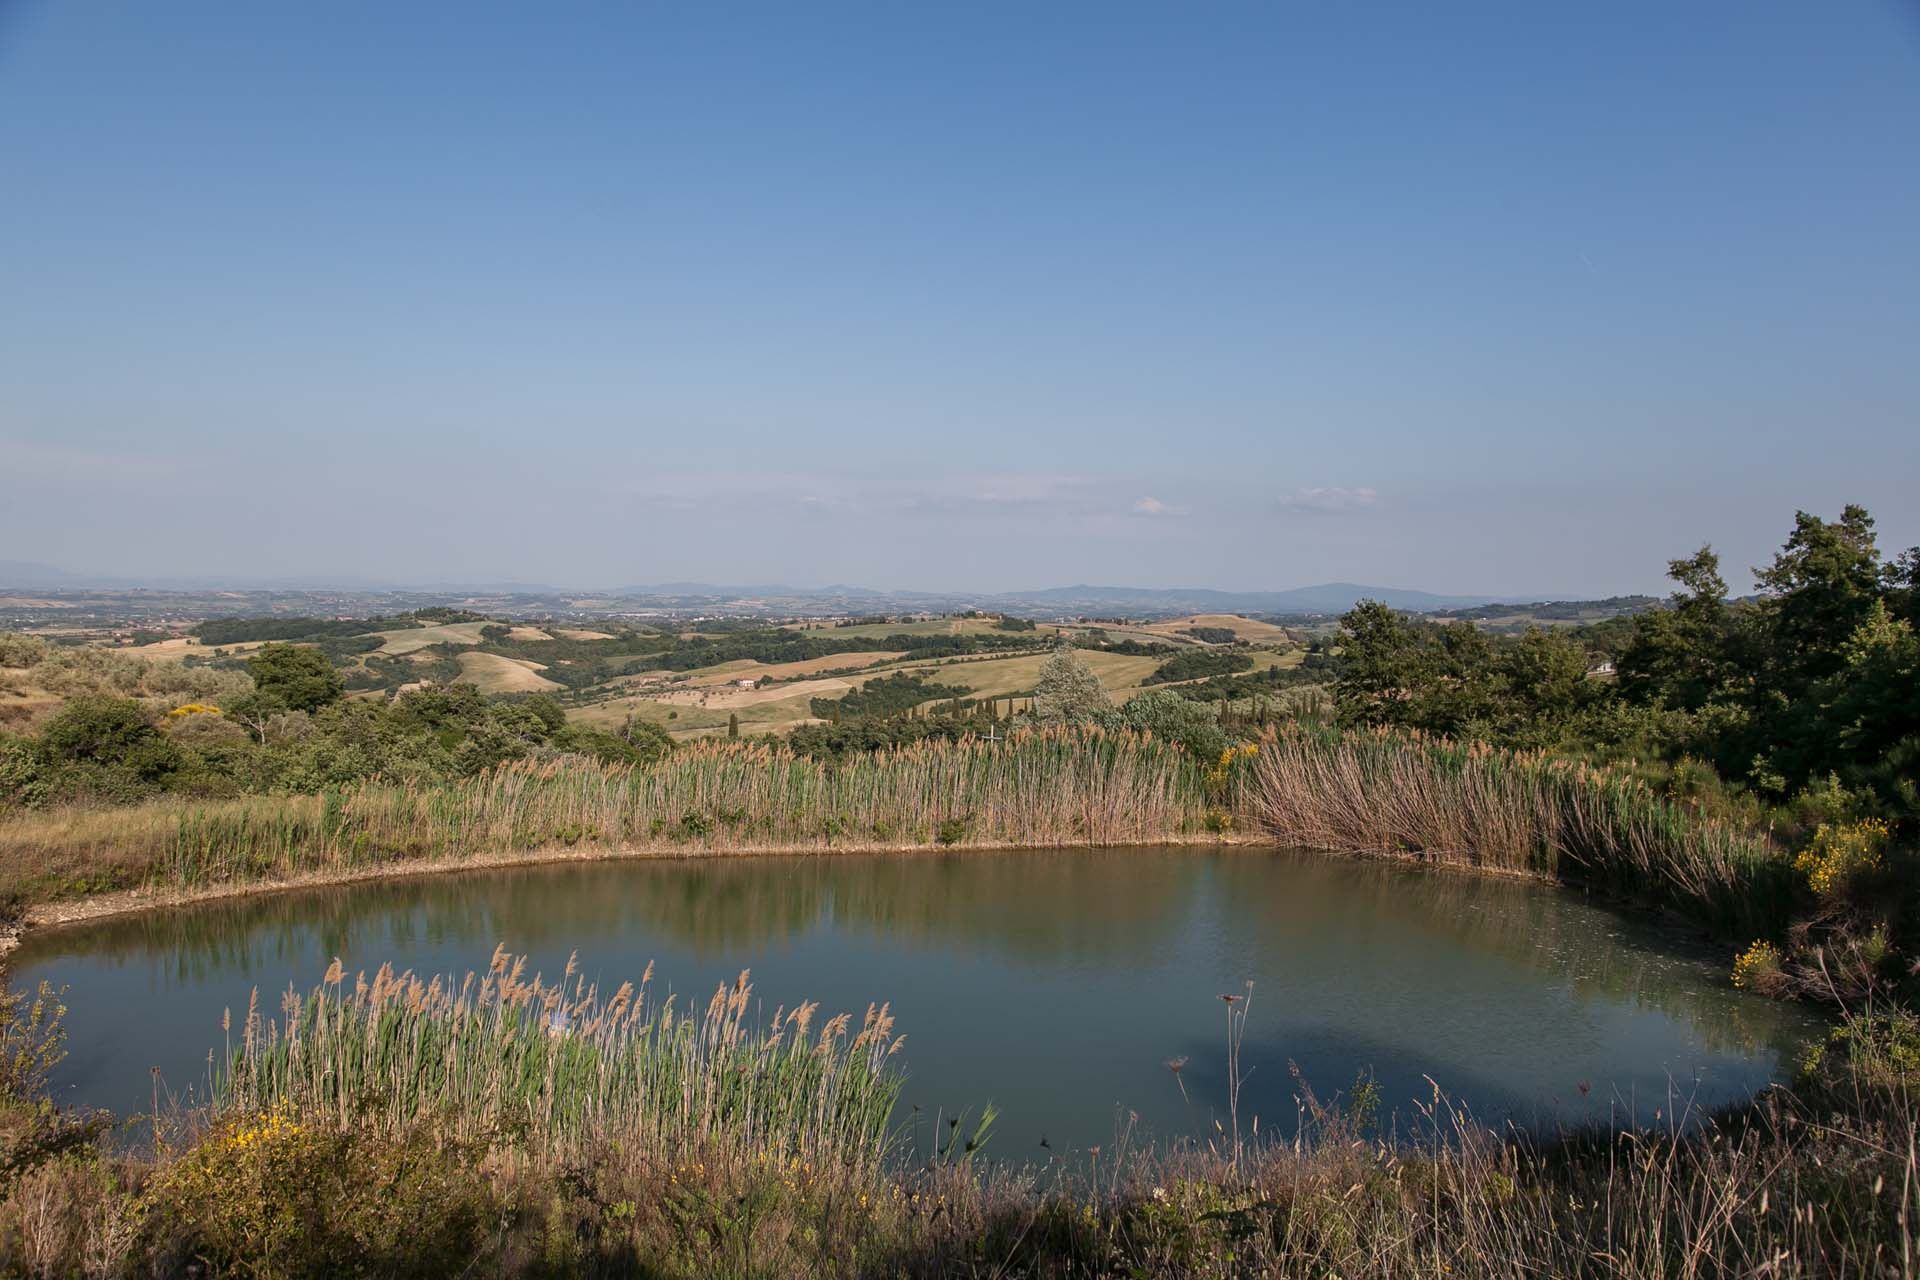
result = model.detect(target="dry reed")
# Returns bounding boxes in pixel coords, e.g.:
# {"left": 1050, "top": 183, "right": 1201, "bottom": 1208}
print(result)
{"left": 1252, "top": 726, "right": 1798, "bottom": 939}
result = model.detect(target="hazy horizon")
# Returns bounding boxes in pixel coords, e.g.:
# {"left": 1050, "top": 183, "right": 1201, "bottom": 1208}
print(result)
{"left": 4, "top": 2, "right": 1916, "bottom": 597}
{"left": 0, "top": 557, "right": 1576, "bottom": 604}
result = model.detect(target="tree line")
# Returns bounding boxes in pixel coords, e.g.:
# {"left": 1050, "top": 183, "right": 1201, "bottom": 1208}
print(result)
{"left": 1334, "top": 505, "right": 1917, "bottom": 825}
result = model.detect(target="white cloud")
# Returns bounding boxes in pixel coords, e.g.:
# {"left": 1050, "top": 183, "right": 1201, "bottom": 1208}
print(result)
{"left": 1131, "top": 495, "right": 1176, "bottom": 516}
{"left": 1276, "top": 486, "right": 1379, "bottom": 513}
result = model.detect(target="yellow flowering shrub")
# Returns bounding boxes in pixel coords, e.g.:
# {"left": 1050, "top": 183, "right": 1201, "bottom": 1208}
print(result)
{"left": 1203, "top": 742, "right": 1259, "bottom": 802}
{"left": 1731, "top": 940, "right": 1782, "bottom": 991}
{"left": 1793, "top": 819, "right": 1889, "bottom": 898}
{"left": 146, "top": 1111, "right": 494, "bottom": 1278}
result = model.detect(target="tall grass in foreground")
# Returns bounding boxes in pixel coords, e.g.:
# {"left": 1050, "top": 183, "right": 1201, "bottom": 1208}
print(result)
{"left": 219, "top": 947, "right": 902, "bottom": 1174}
{"left": 7, "top": 970, "right": 1918, "bottom": 1275}
{"left": 0, "top": 729, "right": 1209, "bottom": 905}
{"left": 1252, "top": 726, "right": 1799, "bottom": 940}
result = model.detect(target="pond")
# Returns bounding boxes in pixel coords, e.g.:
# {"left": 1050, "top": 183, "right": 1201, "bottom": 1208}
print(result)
{"left": 8, "top": 847, "right": 1822, "bottom": 1155}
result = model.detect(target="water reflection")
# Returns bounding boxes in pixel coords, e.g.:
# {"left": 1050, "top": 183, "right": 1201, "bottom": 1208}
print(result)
{"left": 12, "top": 848, "right": 1821, "bottom": 1150}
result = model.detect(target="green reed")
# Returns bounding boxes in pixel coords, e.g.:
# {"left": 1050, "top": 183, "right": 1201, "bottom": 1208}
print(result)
{"left": 218, "top": 947, "right": 903, "bottom": 1173}
{"left": 0, "top": 728, "right": 1213, "bottom": 904}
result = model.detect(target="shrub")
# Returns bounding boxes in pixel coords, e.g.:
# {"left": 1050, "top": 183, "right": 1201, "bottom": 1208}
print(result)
{"left": 1099, "top": 690, "right": 1230, "bottom": 761}
{"left": 0, "top": 634, "right": 48, "bottom": 669}
{"left": 1731, "top": 940, "right": 1783, "bottom": 992}
{"left": 1793, "top": 818, "right": 1889, "bottom": 899}
{"left": 1143, "top": 649, "right": 1255, "bottom": 686}
{"left": 245, "top": 643, "right": 344, "bottom": 714}
{"left": 0, "top": 736, "right": 46, "bottom": 809}
{"left": 0, "top": 981, "right": 68, "bottom": 1104}
{"left": 148, "top": 1114, "right": 495, "bottom": 1279}
{"left": 1799, "top": 1008, "right": 1920, "bottom": 1090}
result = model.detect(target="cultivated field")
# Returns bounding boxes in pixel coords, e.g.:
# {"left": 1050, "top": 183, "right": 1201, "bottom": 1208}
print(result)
{"left": 371, "top": 620, "right": 496, "bottom": 654}
{"left": 785, "top": 616, "right": 1052, "bottom": 641}
{"left": 453, "top": 651, "right": 563, "bottom": 694}
{"left": 2, "top": 610, "right": 1309, "bottom": 742}
{"left": 1139, "top": 613, "right": 1296, "bottom": 644}
{"left": 125, "top": 636, "right": 269, "bottom": 660}
{"left": 679, "top": 650, "right": 907, "bottom": 686}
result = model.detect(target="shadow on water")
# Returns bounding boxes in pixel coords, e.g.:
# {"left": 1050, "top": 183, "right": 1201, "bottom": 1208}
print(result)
{"left": 10, "top": 846, "right": 1825, "bottom": 1149}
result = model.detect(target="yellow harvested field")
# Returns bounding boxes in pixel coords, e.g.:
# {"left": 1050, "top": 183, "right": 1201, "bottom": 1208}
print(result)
{"left": 506, "top": 626, "right": 553, "bottom": 642}
{"left": 552, "top": 627, "right": 613, "bottom": 640}
{"left": 786, "top": 617, "right": 1062, "bottom": 642}
{"left": 569, "top": 687, "right": 826, "bottom": 739}
{"left": 454, "top": 651, "right": 562, "bottom": 694}
{"left": 889, "top": 649, "right": 1166, "bottom": 703}
{"left": 1139, "top": 614, "right": 1295, "bottom": 645}
{"left": 125, "top": 636, "right": 268, "bottom": 660}
{"left": 1054, "top": 623, "right": 1200, "bottom": 647}
{"left": 651, "top": 675, "right": 860, "bottom": 709}
{"left": 685, "top": 650, "right": 906, "bottom": 686}
{"left": 372, "top": 621, "right": 495, "bottom": 654}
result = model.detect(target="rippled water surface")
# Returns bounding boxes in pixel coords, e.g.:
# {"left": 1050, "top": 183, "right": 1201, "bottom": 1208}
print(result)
{"left": 10, "top": 847, "right": 1822, "bottom": 1152}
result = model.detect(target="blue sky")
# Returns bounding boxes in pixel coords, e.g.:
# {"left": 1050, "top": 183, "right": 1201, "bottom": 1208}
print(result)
{"left": 2, "top": 1, "right": 1916, "bottom": 595}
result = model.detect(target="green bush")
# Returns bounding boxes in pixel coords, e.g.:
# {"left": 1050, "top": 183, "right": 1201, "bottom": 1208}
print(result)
{"left": 1100, "top": 690, "right": 1229, "bottom": 761}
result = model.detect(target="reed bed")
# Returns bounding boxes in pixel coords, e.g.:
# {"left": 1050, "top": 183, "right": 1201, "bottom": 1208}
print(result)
{"left": 9, "top": 971, "right": 1915, "bottom": 1276}
{"left": 218, "top": 946, "right": 903, "bottom": 1174}
{"left": 1252, "top": 725, "right": 1799, "bottom": 939}
{"left": 0, "top": 728, "right": 1210, "bottom": 906}
{"left": 3, "top": 723, "right": 1802, "bottom": 949}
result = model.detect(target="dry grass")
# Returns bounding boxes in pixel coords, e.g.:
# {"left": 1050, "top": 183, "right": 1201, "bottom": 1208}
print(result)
{"left": 685, "top": 651, "right": 908, "bottom": 685}
{"left": 883, "top": 649, "right": 1166, "bottom": 703}
{"left": 651, "top": 676, "right": 859, "bottom": 709}
{"left": 453, "top": 651, "right": 563, "bottom": 694}
{"left": 1139, "top": 614, "right": 1295, "bottom": 645}
{"left": 123, "top": 636, "right": 268, "bottom": 660}
{"left": 370, "top": 621, "right": 495, "bottom": 655}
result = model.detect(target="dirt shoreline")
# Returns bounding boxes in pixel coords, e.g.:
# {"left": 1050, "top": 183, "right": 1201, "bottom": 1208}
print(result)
{"left": 1, "top": 831, "right": 1267, "bottom": 960}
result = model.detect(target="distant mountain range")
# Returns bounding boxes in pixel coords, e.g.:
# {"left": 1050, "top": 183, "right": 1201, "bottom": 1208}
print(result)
{"left": 987, "top": 583, "right": 1512, "bottom": 614}
{"left": 4, "top": 561, "right": 1527, "bottom": 617}
{"left": 613, "top": 581, "right": 1517, "bottom": 614}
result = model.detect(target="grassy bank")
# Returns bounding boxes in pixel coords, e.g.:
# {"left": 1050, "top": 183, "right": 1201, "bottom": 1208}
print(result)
{"left": 0, "top": 730, "right": 1211, "bottom": 913}
{"left": 1, "top": 961, "right": 1915, "bottom": 1277}
{"left": 2, "top": 725, "right": 1826, "bottom": 964}
{"left": 1252, "top": 726, "right": 1800, "bottom": 942}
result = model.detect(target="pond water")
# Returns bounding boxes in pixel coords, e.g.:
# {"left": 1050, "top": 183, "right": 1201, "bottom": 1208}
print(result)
{"left": 9, "top": 847, "right": 1822, "bottom": 1155}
